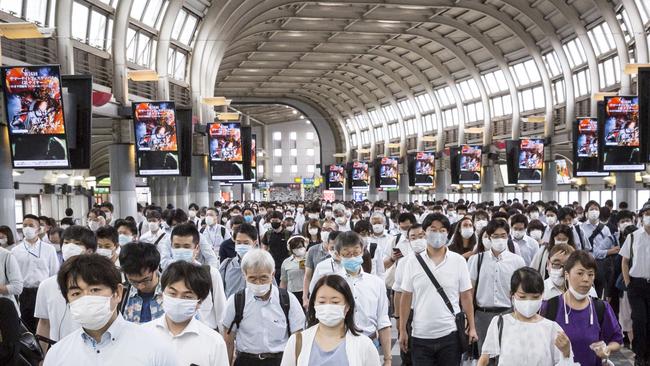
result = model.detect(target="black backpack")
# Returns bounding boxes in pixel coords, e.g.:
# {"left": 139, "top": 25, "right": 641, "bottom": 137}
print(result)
{"left": 200, "top": 225, "right": 227, "bottom": 238}
{"left": 226, "top": 287, "right": 292, "bottom": 336}
{"left": 542, "top": 295, "right": 606, "bottom": 327}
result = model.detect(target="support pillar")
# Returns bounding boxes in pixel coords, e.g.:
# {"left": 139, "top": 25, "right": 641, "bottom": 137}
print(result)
{"left": 616, "top": 173, "right": 637, "bottom": 211}
{"left": 541, "top": 160, "right": 558, "bottom": 202}
{"left": 243, "top": 183, "right": 253, "bottom": 201}
{"left": 481, "top": 162, "right": 495, "bottom": 203}
{"left": 190, "top": 156, "right": 209, "bottom": 207}
{"left": 209, "top": 181, "right": 221, "bottom": 204}
{"left": 435, "top": 156, "right": 447, "bottom": 201}
{"left": 109, "top": 144, "right": 137, "bottom": 219}
{"left": 0, "top": 125, "right": 15, "bottom": 233}
{"left": 167, "top": 177, "right": 177, "bottom": 208}
{"left": 176, "top": 177, "right": 189, "bottom": 211}
{"left": 398, "top": 169, "right": 410, "bottom": 203}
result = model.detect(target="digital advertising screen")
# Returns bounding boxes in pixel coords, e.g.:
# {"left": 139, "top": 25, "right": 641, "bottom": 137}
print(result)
{"left": 378, "top": 157, "right": 398, "bottom": 188}
{"left": 351, "top": 161, "right": 369, "bottom": 190}
{"left": 327, "top": 164, "right": 345, "bottom": 190}
{"left": 1, "top": 65, "right": 69, "bottom": 168}
{"left": 459, "top": 145, "right": 481, "bottom": 184}
{"left": 517, "top": 138, "right": 544, "bottom": 184}
{"left": 227, "top": 133, "right": 256, "bottom": 183}
{"left": 208, "top": 122, "right": 242, "bottom": 162}
{"left": 599, "top": 96, "right": 644, "bottom": 171}
{"left": 414, "top": 151, "right": 435, "bottom": 187}
{"left": 210, "top": 161, "right": 243, "bottom": 181}
{"left": 573, "top": 117, "right": 608, "bottom": 177}
{"left": 555, "top": 159, "right": 571, "bottom": 184}
{"left": 133, "top": 101, "right": 179, "bottom": 175}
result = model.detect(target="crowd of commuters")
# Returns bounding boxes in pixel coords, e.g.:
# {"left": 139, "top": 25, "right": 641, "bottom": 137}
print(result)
{"left": 0, "top": 197, "right": 647, "bottom": 365}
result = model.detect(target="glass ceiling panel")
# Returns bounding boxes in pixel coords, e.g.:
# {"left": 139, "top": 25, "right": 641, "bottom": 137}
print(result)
{"left": 25, "top": 0, "right": 47, "bottom": 25}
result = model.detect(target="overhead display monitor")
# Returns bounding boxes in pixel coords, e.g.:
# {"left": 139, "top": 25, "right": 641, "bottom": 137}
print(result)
{"left": 327, "top": 164, "right": 345, "bottom": 190}
{"left": 599, "top": 96, "right": 643, "bottom": 171}
{"left": 517, "top": 138, "right": 544, "bottom": 184}
{"left": 555, "top": 159, "right": 571, "bottom": 184}
{"left": 377, "top": 156, "right": 398, "bottom": 188}
{"left": 351, "top": 161, "right": 369, "bottom": 191}
{"left": 573, "top": 117, "right": 608, "bottom": 177}
{"left": 413, "top": 151, "right": 435, "bottom": 187}
{"left": 227, "top": 132, "right": 256, "bottom": 183}
{"left": 133, "top": 101, "right": 179, "bottom": 176}
{"left": 458, "top": 145, "right": 481, "bottom": 184}
{"left": 1, "top": 65, "right": 70, "bottom": 168}
{"left": 208, "top": 122, "right": 244, "bottom": 181}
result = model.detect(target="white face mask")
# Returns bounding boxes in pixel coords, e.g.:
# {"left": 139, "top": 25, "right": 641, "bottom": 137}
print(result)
{"left": 474, "top": 220, "right": 488, "bottom": 232}
{"left": 60, "top": 224, "right": 70, "bottom": 230}
{"left": 460, "top": 227, "right": 474, "bottom": 239}
{"left": 205, "top": 216, "right": 216, "bottom": 226}
{"left": 512, "top": 230, "right": 526, "bottom": 240}
{"left": 62, "top": 243, "right": 85, "bottom": 261}
{"left": 286, "top": 225, "right": 295, "bottom": 232}
{"left": 162, "top": 293, "right": 199, "bottom": 323}
{"left": 529, "top": 230, "right": 543, "bottom": 241}
{"left": 410, "top": 238, "right": 427, "bottom": 253}
{"left": 104, "top": 212, "right": 112, "bottom": 221}
{"left": 482, "top": 237, "right": 492, "bottom": 251}
{"left": 513, "top": 298, "right": 542, "bottom": 318}
{"left": 96, "top": 248, "right": 113, "bottom": 258}
{"left": 118, "top": 234, "right": 132, "bottom": 246}
{"left": 335, "top": 217, "right": 347, "bottom": 225}
{"left": 320, "top": 231, "right": 330, "bottom": 242}
{"left": 247, "top": 282, "right": 271, "bottom": 297}
{"left": 293, "top": 248, "right": 306, "bottom": 257}
{"left": 309, "top": 228, "right": 319, "bottom": 236}
{"left": 529, "top": 212, "right": 540, "bottom": 220}
{"left": 546, "top": 216, "right": 557, "bottom": 226}
{"left": 568, "top": 284, "right": 589, "bottom": 301}
{"left": 491, "top": 238, "right": 508, "bottom": 253}
{"left": 618, "top": 221, "right": 631, "bottom": 232}
{"left": 426, "top": 231, "right": 447, "bottom": 249}
{"left": 0, "top": 238, "right": 7, "bottom": 246}
{"left": 308, "top": 213, "right": 319, "bottom": 220}
{"left": 70, "top": 295, "right": 115, "bottom": 330}
{"left": 188, "top": 210, "right": 197, "bottom": 219}
{"left": 148, "top": 222, "right": 160, "bottom": 232}
{"left": 587, "top": 210, "right": 600, "bottom": 222}
{"left": 372, "top": 224, "right": 384, "bottom": 235}
{"left": 172, "top": 248, "right": 194, "bottom": 263}
{"left": 549, "top": 268, "right": 564, "bottom": 287}
{"left": 643, "top": 215, "right": 650, "bottom": 227}
{"left": 23, "top": 226, "right": 38, "bottom": 240}
{"left": 315, "top": 304, "right": 346, "bottom": 327}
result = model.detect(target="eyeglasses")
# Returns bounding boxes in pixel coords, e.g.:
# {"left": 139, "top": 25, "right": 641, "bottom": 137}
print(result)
{"left": 127, "top": 275, "right": 153, "bottom": 286}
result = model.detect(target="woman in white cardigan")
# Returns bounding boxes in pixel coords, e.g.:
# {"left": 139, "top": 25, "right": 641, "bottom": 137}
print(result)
{"left": 281, "top": 274, "right": 381, "bottom": 366}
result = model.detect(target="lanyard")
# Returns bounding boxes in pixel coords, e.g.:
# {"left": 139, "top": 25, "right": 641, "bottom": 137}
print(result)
{"left": 24, "top": 241, "right": 41, "bottom": 258}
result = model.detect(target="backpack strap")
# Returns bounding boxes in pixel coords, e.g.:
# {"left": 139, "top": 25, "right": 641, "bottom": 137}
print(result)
{"left": 587, "top": 223, "right": 604, "bottom": 248}
{"left": 473, "top": 252, "right": 484, "bottom": 308}
{"left": 593, "top": 298, "right": 606, "bottom": 329}
{"left": 221, "top": 226, "right": 226, "bottom": 238}
{"left": 369, "top": 242, "right": 378, "bottom": 258}
{"left": 153, "top": 233, "right": 165, "bottom": 246}
{"left": 200, "top": 227, "right": 206, "bottom": 234}
{"left": 394, "top": 233, "right": 402, "bottom": 245}
{"left": 630, "top": 232, "right": 634, "bottom": 268}
{"left": 119, "top": 284, "right": 132, "bottom": 314}
{"left": 220, "top": 257, "right": 234, "bottom": 292}
{"left": 575, "top": 226, "right": 586, "bottom": 250}
{"left": 294, "top": 331, "right": 303, "bottom": 361}
{"left": 278, "top": 287, "right": 292, "bottom": 336}
{"left": 542, "top": 295, "right": 560, "bottom": 322}
{"left": 227, "top": 289, "right": 246, "bottom": 334}
{"left": 537, "top": 246, "right": 548, "bottom": 274}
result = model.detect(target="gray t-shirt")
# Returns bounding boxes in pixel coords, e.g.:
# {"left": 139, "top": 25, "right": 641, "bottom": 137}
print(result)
{"left": 280, "top": 256, "right": 306, "bottom": 293}
{"left": 306, "top": 243, "right": 329, "bottom": 270}
{"left": 308, "top": 339, "right": 349, "bottom": 366}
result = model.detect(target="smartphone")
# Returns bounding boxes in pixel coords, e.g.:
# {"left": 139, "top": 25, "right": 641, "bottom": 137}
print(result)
{"left": 392, "top": 248, "right": 402, "bottom": 256}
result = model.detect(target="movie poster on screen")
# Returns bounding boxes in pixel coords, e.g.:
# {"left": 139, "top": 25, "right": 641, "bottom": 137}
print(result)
{"left": 379, "top": 157, "right": 398, "bottom": 188}
{"left": 517, "top": 138, "right": 544, "bottom": 184}
{"left": 1, "top": 65, "right": 69, "bottom": 168}
{"left": 414, "top": 152, "right": 435, "bottom": 187}
{"left": 351, "top": 161, "right": 369, "bottom": 190}
{"left": 328, "top": 164, "right": 345, "bottom": 190}
{"left": 574, "top": 117, "right": 608, "bottom": 176}
{"left": 556, "top": 159, "right": 571, "bottom": 184}
{"left": 601, "top": 96, "right": 643, "bottom": 171}
{"left": 208, "top": 123, "right": 242, "bottom": 162}
{"left": 133, "top": 102, "right": 179, "bottom": 175}
{"left": 459, "top": 145, "right": 481, "bottom": 184}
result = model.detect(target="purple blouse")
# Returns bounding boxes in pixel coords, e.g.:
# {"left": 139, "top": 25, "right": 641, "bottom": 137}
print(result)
{"left": 541, "top": 296, "right": 623, "bottom": 366}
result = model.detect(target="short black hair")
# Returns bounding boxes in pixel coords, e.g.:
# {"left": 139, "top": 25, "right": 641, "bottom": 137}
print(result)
{"left": 558, "top": 207, "right": 575, "bottom": 222}
{"left": 398, "top": 212, "right": 416, "bottom": 225}
{"left": 334, "top": 231, "right": 363, "bottom": 252}
{"left": 100, "top": 202, "right": 114, "bottom": 212}
{"left": 65, "top": 208, "right": 73, "bottom": 217}
{"left": 171, "top": 223, "right": 200, "bottom": 246}
{"left": 89, "top": 208, "right": 106, "bottom": 219}
{"left": 23, "top": 214, "right": 40, "bottom": 222}
{"left": 235, "top": 223, "right": 258, "bottom": 241}
{"left": 352, "top": 219, "right": 371, "bottom": 235}
{"left": 510, "top": 267, "right": 544, "bottom": 295}
{"left": 510, "top": 213, "right": 528, "bottom": 227}
{"left": 57, "top": 254, "right": 122, "bottom": 302}
{"left": 407, "top": 223, "right": 423, "bottom": 237}
{"left": 584, "top": 200, "right": 600, "bottom": 212}
{"left": 119, "top": 242, "right": 161, "bottom": 275}
{"left": 62, "top": 225, "right": 97, "bottom": 251}
{"left": 328, "top": 231, "right": 341, "bottom": 243}
{"left": 95, "top": 225, "right": 119, "bottom": 246}
{"left": 422, "top": 213, "right": 450, "bottom": 232}
{"left": 0, "top": 226, "right": 15, "bottom": 246}
{"left": 114, "top": 219, "right": 137, "bottom": 236}
{"left": 166, "top": 209, "right": 188, "bottom": 227}
{"left": 564, "top": 250, "right": 597, "bottom": 273}
{"left": 486, "top": 219, "right": 510, "bottom": 236}
{"left": 188, "top": 203, "right": 199, "bottom": 211}
{"left": 161, "top": 261, "right": 212, "bottom": 301}
{"left": 269, "top": 210, "right": 283, "bottom": 220}
{"left": 146, "top": 210, "right": 162, "bottom": 220}
{"left": 60, "top": 217, "right": 75, "bottom": 226}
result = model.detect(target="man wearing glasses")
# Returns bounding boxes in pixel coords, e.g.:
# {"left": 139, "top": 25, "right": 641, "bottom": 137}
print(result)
{"left": 118, "top": 242, "right": 164, "bottom": 323}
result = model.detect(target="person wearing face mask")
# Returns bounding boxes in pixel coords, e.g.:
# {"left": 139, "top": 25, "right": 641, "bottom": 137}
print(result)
{"left": 281, "top": 274, "right": 380, "bottom": 366}
{"left": 307, "top": 231, "right": 342, "bottom": 297}
{"left": 468, "top": 219, "right": 525, "bottom": 353}
{"left": 510, "top": 214, "right": 540, "bottom": 266}
{"left": 99, "top": 202, "right": 114, "bottom": 226}
{"left": 304, "top": 219, "right": 322, "bottom": 249}
{"left": 527, "top": 219, "right": 546, "bottom": 246}
{"left": 168, "top": 224, "right": 227, "bottom": 331}
{"left": 242, "top": 207, "right": 256, "bottom": 227}
{"left": 47, "top": 227, "right": 64, "bottom": 263}
{"left": 157, "top": 209, "right": 219, "bottom": 271}
{"left": 0, "top": 226, "right": 16, "bottom": 251}
{"left": 542, "top": 206, "right": 560, "bottom": 243}
{"left": 262, "top": 211, "right": 293, "bottom": 284}
{"left": 559, "top": 207, "right": 590, "bottom": 251}
{"left": 42, "top": 254, "right": 177, "bottom": 366}
{"left": 139, "top": 210, "right": 167, "bottom": 245}
{"left": 541, "top": 251, "right": 623, "bottom": 366}
{"left": 12, "top": 214, "right": 60, "bottom": 333}
{"left": 526, "top": 205, "right": 543, "bottom": 225}
{"left": 333, "top": 209, "right": 351, "bottom": 232}
{"left": 395, "top": 213, "right": 416, "bottom": 246}
{"left": 95, "top": 225, "right": 121, "bottom": 268}
{"left": 542, "top": 244, "right": 596, "bottom": 300}
{"left": 225, "top": 206, "right": 243, "bottom": 232}
{"left": 218, "top": 215, "right": 245, "bottom": 264}
{"left": 187, "top": 203, "right": 201, "bottom": 227}
{"left": 448, "top": 217, "right": 477, "bottom": 260}
{"left": 621, "top": 202, "right": 650, "bottom": 365}
{"left": 478, "top": 267, "right": 574, "bottom": 366}
{"left": 293, "top": 204, "right": 306, "bottom": 232}
{"left": 219, "top": 223, "right": 259, "bottom": 299}
{"left": 399, "top": 213, "right": 477, "bottom": 365}
{"left": 531, "top": 224, "right": 576, "bottom": 279}
{"left": 34, "top": 226, "right": 96, "bottom": 351}
{"left": 280, "top": 236, "right": 308, "bottom": 302}
{"left": 580, "top": 201, "right": 617, "bottom": 298}
{"left": 119, "top": 243, "right": 165, "bottom": 324}
{"left": 471, "top": 210, "right": 490, "bottom": 241}
{"left": 199, "top": 207, "right": 231, "bottom": 255}
{"left": 146, "top": 261, "right": 228, "bottom": 365}
{"left": 283, "top": 216, "right": 298, "bottom": 235}
{"left": 222, "top": 249, "right": 306, "bottom": 365}
{"left": 0, "top": 239, "right": 22, "bottom": 316}
{"left": 86, "top": 208, "right": 106, "bottom": 233}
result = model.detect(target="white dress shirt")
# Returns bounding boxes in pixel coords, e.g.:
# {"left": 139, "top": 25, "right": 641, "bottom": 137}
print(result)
{"left": 43, "top": 314, "right": 178, "bottom": 366}
{"left": 146, "top": 316, "right": 229, "bottom": 366}
{"left": 139, "top": 230, "right": 166, "bottom": 245}
{"left": 222, "top": 286, "right": 305, "bottom": 354}
{"left": 0, "top": 247, "right": 22, "bottom": 312}
{"left": 201, "top": 224, "right": 230, "bottom": 253}
{"left": 309, "top": 257, "right": 342, "bottom": 294}
{"left": 34, "top": 276, "right": 80, "bottom": 341}
{"left": 401, "top": 249, "right": 472, "bottom": 339}
{"left": 620, "top": 227, "right": 650, "bottom": 278}
{"left": 158, "top": 234, "right": 219, "bottom": 270}
{"left": 341, "top": 271, "right": 392, "bottom": 336}
{"left": 512, "top": 235, "right": 539, "bottom": 266}
{"left": 468, "top": 250, "right": 525, "bottom": 309}
{"left": 196, "top": 266, "right": 227, "bottom": 330}
{"left": 11, "top": 240, "right": 59, "bottom": 288}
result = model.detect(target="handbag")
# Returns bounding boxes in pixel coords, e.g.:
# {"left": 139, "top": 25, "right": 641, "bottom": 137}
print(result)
{"left": 414, "top": 254, "right": 469, "bottom": 353}
{"left": 13, "top": 319, "right": 44, "bottom": 366}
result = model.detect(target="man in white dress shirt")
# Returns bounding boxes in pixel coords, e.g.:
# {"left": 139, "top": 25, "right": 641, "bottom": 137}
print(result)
{"left": 146, "top": 260, "right": 229, "bottom": 365}
{"left": 43, "top": 254, "right": 177, "bottom": 366}
{"left": 12, "top": 214, "right": 60, "bottom": 332}
{"left": 200, "top": 207, "right": 230, "bottom": 254}
{"left": 139, "top": 210, "right": 167, "bottom": 245}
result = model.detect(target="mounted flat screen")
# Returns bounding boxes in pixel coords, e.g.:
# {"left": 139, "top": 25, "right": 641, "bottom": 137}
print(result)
{"left": 599, "top": 96, "right": 643, "bottom": 171}
{"left": 327, "top": 164, "right": 345, "bottom": 190}
{"left": 208, "top": 122, "right": 244, "bottom": 181}
{"left": 555, "top": 159, "right": 571, "bottom": 184}
{"left": 413, "top": 151, "right": 435, "bottom": 187}
{"left": 458, "top": 145, "right": 481, "bottom": 184}
{"left": 228, "top": 132, "right": 256, "bottom": 183}
{"left": 132, "top": 101, "right": 179, "bottom": 176}
{"left": 517, "top": 138, "right": 544, "bottom": 184}
{"left": 350, "top": 161, "right": 369, "bottom": 191}
{"left": 2, "top": 65, "right": 69, "bottom": 168}
{"left": 377, "top": 156, "right": 398, "bottom": 188}
{"left": 573, "top": 117, "right": 608, "bottom": 177}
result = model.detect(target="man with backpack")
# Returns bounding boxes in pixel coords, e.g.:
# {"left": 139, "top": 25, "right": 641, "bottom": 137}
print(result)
{"left": 261, "top": 211, "right": 292, "bottom": 284}
{"left": 222, "top": 249, "right": 305, "bottom": 365}
{"left": 201, "top": 207, "right": 230, "bottom": 255}
{"left": 219, "top": 223, "right": 258, "bottom": 299}
{"left": 581, "top": 201, "right": 617, "bottom": 298}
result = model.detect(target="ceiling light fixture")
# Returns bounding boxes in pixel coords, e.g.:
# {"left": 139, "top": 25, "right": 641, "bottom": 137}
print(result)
{"left": 216, "top": 112, "right": 241, "bottom": 121}
{"left": 202, "top": 97, "right": 231, "bottom": 106}
{"left": 0, "top": 22, "right": 52, "bottom": 39}
{"left": 521, "top": 116, "right": 545, "bottom": 123}
{"left": 624, "top": 63, "right": 650, "bottom": 75}
{"left": 127, "top": 69, "right": 159, "bottom": 81}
